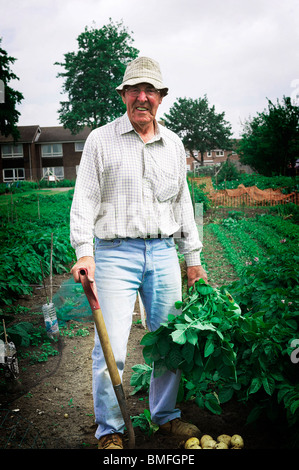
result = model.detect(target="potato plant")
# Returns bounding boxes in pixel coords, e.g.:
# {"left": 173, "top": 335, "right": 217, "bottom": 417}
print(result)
{"left": 0, "top": 191, "right": 75, "bottom": 305}
{"left": 140, "top": 211, "right": 299, "bottom": 427}
{"left": 141, "top": 280, "right": 242, "bottom": 415}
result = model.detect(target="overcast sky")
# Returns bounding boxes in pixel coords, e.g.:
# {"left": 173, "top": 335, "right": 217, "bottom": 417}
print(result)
{"left": 1, "top": 0, "right": 299, "bottom": 137}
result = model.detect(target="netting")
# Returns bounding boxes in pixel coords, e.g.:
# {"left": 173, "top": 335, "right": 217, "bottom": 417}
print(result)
{"left": 191, "top": 177, "right": 298, "bottom": 207}
{"left": 209, "top": 184, "right": 297, "bottom": 206}
{"left": 53, "top": 278, "right": 93, "bottom": 323}
{"left": 0, "top": 409, "right": 46, "bottom": 449}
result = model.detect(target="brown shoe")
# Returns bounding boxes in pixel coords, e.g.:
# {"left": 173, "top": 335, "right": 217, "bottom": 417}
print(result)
{"left": 98, "top": 433, "right": 123, "bottom": 449}
{"left": 159, "top": 418, "right": 201, "bottom": 439}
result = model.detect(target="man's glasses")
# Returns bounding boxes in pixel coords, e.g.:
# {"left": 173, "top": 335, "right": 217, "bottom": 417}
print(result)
{"left": 124, "top": 86, "right": 160, "bottom": 98}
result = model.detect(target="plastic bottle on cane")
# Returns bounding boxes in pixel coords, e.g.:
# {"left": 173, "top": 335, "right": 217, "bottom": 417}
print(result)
{"left": 42, "top": 302, "right": 59, "bottom": 339}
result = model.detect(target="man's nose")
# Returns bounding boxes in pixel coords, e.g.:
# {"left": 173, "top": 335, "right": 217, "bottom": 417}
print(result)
{"left": 136, "top": 90, "right": 148, "bottom": 101}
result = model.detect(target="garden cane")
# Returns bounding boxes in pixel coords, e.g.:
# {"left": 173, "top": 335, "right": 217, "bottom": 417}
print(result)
{"left": 79, "top": 268, "right": 135, "bottom": 449}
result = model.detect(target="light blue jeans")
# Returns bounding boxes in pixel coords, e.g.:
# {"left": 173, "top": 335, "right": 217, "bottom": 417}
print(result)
{"left": 92, "top": 237, "right": 182, "bottom": 439}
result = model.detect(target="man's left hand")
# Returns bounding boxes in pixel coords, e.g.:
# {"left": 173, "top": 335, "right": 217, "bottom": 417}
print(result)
{"left": 187, "top": 265, "right": 208, "bottom": 287}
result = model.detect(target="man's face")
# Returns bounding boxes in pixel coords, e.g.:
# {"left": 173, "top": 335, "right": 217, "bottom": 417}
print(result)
{"left": 122, "top": 83, "right": 163, "bottom": 130}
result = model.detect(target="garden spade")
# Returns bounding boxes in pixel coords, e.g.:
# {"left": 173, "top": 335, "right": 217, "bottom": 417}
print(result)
{"left": 79, "top": 268, "right": 135, "bottom": 449}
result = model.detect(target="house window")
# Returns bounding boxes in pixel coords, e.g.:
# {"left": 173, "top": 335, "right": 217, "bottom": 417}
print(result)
{"left": 42, "top": 167, "right": 64, "bottom": 180}
{"left": 207, "top": 151, "right": 212, "bottom": 157}
{"left": 75, "top": 142, "right": 85, "bottom": 152}
{"left": 3, "top": 168, "right": 25, "bottom": 182}
{"left": 41, "top": 143, "right": 63, "bottom": 157}
{"left": 215, "top": 150, "right": 224, "bottom": 157}
{"left": 1, "top": 144, "right": 23, "bottom": 158}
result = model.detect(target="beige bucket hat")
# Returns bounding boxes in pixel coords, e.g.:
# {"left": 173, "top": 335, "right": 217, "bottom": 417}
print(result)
{"left": 116, "top": 56, "right": 168, "bottom": 96}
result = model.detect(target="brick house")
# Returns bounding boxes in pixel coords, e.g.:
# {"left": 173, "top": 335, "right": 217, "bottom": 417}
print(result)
{"left": 0, "top": 125, "right": 91, "bottom": 183}
{"left": 185, "top": 144, "right": 253, "bottom": 174}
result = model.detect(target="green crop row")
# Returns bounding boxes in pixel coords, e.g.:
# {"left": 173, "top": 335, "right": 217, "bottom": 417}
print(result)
{"left": 0, "top": 191, "right": 75, "bottom": 305}
{"left": 203, "top": 214, "right": 299, "bottom": 426}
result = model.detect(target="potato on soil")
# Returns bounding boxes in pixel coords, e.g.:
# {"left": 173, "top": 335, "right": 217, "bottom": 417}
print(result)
{"left": 217, "top": 434, "right": 231, "bottom": 447}
{"left": 200, "top": 434, "right": 213, "bottom": 447}
{"left": 230, "top": 435, "right": 244, "bottom": 448}
{"left": 185, "top": 437, "right": 200, "bottom": 449}
{"left": 215, "top": 442, "right": 229, "bottom": 449}
{"left": 202, "top": 439, "right": 217, "bottom": 449}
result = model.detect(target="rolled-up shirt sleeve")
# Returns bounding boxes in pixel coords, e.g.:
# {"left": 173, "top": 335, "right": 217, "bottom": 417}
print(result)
{"left": 70, "top": 131, "right": 102, "bottom": 260}
{"left": 173, "top": 143, "right": 203, "bottom": 266}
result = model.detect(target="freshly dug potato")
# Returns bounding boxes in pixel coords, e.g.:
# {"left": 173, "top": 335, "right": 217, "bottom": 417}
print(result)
{"left": 185, "top": 437, "right": 200, "bottom": 449}
{"left": 217, "top": 434, "right": 231, "bottom": 447}
{"left": 231, "top": 434, "right": 244, "bottom": 448}
{"left": 200, "top": 434, "right": 213, "bottom": 447}
{"left": 202, "top": 439, "right": 217, "bottom": 449}
{"left": 215, "top": 442, "right": 229, "bottom": 449}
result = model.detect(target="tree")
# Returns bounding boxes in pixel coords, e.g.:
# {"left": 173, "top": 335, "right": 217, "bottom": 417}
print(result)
{"left": 217, "top": 159, "right": 239, "bottom": 183}
{"left": 238, "top": 96, "right": 299, "bottom": 176}
{"left": 163, "top": 96, "right": 233, "bottom": 165}
{"left": 0, "top": 38, "right": 24, "bottom": 140}
{"left": 55, "top": 20, "right": 139, "bottom": 133}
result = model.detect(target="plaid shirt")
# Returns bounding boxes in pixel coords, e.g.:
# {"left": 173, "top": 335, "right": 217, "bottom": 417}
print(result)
{"left": 70, "top": 113, "right": 202, "bottom": 266}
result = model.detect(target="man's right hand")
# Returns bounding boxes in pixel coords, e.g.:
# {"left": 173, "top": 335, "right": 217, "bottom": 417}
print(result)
{"left": 71, "top": 256, "right": 95, "bottom": 283}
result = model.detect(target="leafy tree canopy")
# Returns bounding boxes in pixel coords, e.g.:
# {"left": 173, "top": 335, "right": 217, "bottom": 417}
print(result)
{"left": 0, "top": 37, "right": 24, "bottom": 141}
{"left": 163, "top": 95, "right": 233, "bottom": 164}
{"left": 238, "top": 96, "right": 299, "bottom": 176}
{"left": 55, "top": 19, "right": 139, "bottom": 133}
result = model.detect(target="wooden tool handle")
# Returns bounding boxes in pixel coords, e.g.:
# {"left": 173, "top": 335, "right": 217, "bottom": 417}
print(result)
{"left": 93, "top": 308, "right": 121, "bottom": 386}
{"left": 79, "top": 269, "right": 121, "bottom": 386}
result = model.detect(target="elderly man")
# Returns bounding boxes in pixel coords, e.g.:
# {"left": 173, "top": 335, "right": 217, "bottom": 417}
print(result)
{"left": 70, "top": 57, "right": 207, "bottom": 449}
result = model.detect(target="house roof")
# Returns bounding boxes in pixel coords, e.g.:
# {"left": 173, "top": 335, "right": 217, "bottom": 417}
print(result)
{"left": 0, "top": 125, "right": 41, "bottom": 143}
{"left": 38, "top": 126, "right": 91, "bottom": 143}
{"left": 0, "top": 125, "right": 92, "bottom": 144}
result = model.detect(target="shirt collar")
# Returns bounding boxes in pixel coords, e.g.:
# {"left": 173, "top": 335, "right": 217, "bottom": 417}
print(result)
{"left": 119, "top": 113, "right": 165, "bottom": 145}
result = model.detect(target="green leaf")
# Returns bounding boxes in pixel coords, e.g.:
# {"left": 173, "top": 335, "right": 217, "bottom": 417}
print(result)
{"left": 140, "top": 330, "right": 160, "bottom": 346}
{"left": 184, "top": 314, "right": 193, "bottom": 323}
{"left": 186, "top": 328, "right": 198, "bottom": 346}
{"left": 195, "top": 395, "right": 204, "bottom": 408}
{"left": 142, "top": 344, "right": 160, "bottom": 365}
{"left": 204, "top": 337, "right": 214, "bottom": 357}
{"left": 290, "top": 400, "right": 299, "bottom": 415}
{"left": 166, "top": 347, "right": 183, "bottom": 370}
{"left": 192, "top": 322, "right": 216, "bottom": 332}
{"left": 204, "top": 394, "right": 222, "bottom": 415}
{"left": 170, "top": 329, "right": 187, "bottom": 345}
{"left": 249, "top": 377, "right": 262, "bottom": 395}
{"left": 194, "top": 349, "right": 203, "bottom": 367}
{"left": 262, "top": 376, "right": 275, "bottom": 396}
{"left": 156, "top": 334, "right": 171, "bottom": 356}
{"left": 196, "top": 283, "right": 214, "bottom": 296}
{"left": 175, "top": 301, "right": 183, "bottom": 309}
{"left": 182, "top": 342, "right": 195, "bottom": 363}
{"left": 218, "top": 386, "right": 234, "bottom": 404}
